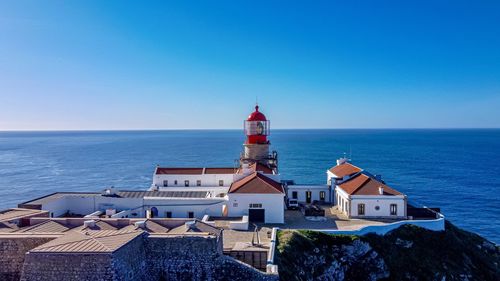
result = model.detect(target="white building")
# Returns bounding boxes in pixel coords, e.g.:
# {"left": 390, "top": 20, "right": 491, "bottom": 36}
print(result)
{"left": 286, "top": 184, "right": 331, "bottom": 204}
{"left": 330, "top": 159, "right": 407, "bottom": 219}
{"left": 227, "top": 172, "right": 285, "bottom": 223}
{"left": 284, "top": 158, "right": 361, "bottom": 205}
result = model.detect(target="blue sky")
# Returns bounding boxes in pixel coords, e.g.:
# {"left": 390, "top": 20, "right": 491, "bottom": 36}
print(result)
{"left": 0, "top": 1, "right": 499, "bottom": 130}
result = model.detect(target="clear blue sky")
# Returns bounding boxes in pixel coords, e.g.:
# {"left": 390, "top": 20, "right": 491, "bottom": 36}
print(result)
{"left": 1, "top": 1, "right": 499, "bottom": 130}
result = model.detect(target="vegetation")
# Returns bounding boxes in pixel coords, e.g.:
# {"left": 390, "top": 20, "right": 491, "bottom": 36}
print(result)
{"left": 276, "top": 221, "right": 499, "bottom": 281}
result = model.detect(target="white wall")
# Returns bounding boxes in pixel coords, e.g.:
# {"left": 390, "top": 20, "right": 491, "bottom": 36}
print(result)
{"left": 143, "top": 198, "right": 226, "bottom": 219}
{"left": 350, "top": 196, "right": 406, "bottom": 218}
{"left": 227, "top": 193, "right": 284, "bottom": 223}
{"left": 335, "top": 186, "right": 406, "bottom": 218}
{"left": 320, "top": 213, "right": 445, "bottom": 235}
{"left": 41, "top": 195, "right": 97, "bottom": 217}
{"left": 287, "top": 185, "right": 331, "bottom": 203}
{"left": 65, "top": 196, "right": 96, "bottom": 216}
{"left": 42, "top": 197, "right": 69, "bottom": 217}
{"left": 158, "top": 186, "right": 229, "bottom": 196}
{"left": 335, "top": 187, "right": 351, "bottom": 216}
{"left": 153, "top": 174, "right": 235, "bottom": 188}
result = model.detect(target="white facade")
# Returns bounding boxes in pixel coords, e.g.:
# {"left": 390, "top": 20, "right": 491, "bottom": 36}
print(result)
{"left": 144, "top": 198, "right": 226, "bottom": 219}
{"left": 335, "top": 186, "right": 407, "bottom": 219}
{"left": 153, "top": 173, "right": 235, "bottom": 189}
{"left": 226, "top": 193, "right": 285, "bottom": 223}
{"left": 287, "top": 185, "right": 331, "bottom": 203}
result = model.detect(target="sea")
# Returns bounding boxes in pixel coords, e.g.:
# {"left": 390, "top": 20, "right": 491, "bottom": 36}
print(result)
{"left": 0, "top": 129, "right": 498, "bottom": 243}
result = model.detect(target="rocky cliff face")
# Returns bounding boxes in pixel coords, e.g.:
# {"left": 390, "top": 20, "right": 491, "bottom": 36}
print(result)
{"left": 276, "top": 221, "right": 499, "bottom": 281}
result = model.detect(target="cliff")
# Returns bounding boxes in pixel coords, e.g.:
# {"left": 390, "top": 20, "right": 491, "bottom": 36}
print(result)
{"left": 276, "top": 221, "right": 499, "bottom": 281}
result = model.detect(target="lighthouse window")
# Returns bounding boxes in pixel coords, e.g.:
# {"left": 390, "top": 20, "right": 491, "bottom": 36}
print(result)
{"left": 358, "top": 204, "right": 365, "bottom": 215}
{"left": 219, "top": 180, "right": 224, "bottom": 186}
{"left": 184, "top": 180, "right": 189, "bottom": 187}
{"left": 390, "top": 204, "right": 397, "bottom": 215}
{"left": 163, "top": 180, "right": 168, "bottom": 187}
{"left": 196, "top": 180, "right": 201, "bottom": 186}
{"left": 174, "top": 180, "right": 178, "bottom": 185}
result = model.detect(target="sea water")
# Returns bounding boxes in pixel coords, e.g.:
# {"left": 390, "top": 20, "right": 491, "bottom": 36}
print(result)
{"left": 0, "top": 129, "right": 498, "bottom": 243}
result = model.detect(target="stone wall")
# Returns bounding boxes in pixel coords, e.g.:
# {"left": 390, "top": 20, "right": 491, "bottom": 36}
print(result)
{"left": 143, "top": 235, "right": 278, "bottom": 281}
{"left": 112, "top": 234, "right": 149, "bottom": 281}
{"left": 13, "top": 234, "right": 278, "bottom": 281}
{"left": 0, "top": 236, "right": 55, "bottom": 281}
{"left": 21, "top": 253, "right": 114, "bottom": 281}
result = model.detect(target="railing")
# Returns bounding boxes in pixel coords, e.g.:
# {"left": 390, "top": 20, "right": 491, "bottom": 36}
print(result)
{"left": 320, "top": 212, "right": 445, "bottom": 236}
{"left": 266, "top": 227, "right": 279, "bottom": 274}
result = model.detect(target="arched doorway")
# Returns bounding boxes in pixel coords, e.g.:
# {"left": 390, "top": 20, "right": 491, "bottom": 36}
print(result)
{"left": 150, "top": 207, "right": 159, "bottom": 218}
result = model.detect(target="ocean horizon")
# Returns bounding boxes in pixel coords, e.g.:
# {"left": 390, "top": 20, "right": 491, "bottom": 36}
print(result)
{"left": 0, "top": 129, "right": 498, "bottom": 243}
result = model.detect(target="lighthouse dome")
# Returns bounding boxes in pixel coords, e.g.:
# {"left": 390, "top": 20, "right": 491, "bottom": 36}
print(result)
{"left": 247, "top": 105, "right": 267, "bottom": 121}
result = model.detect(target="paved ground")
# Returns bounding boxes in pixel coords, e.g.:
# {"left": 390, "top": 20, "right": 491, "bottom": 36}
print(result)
{"left": 265, "top": 205, "right": 402, "bottom": 231}
{"left": 222, "top": 225, "right": 273, "bottom": 250}
{"left": 216, "top": 205, "right": 405, "bottom": 250}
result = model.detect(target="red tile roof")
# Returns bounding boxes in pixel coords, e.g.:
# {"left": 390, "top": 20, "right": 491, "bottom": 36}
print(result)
{"left": 155, "top": 167, "right": 236, "bottom": 175}
{"left": 229, "top": 172, "right": 284, "bottom": 194}
{"left": 204, "top": 168, "right": 236, "bottom": 174}
{"left": 338, "top": 174, "right": 402, "bottom": 196}
{"left": 156, "top": 168, "right": 203, "bottom": 175}
{"left": 329, "top": 163, "right": 362, "bottom": 178}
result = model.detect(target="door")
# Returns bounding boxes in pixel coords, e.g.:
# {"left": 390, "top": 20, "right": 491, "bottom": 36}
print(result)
{"left": 248, "top": 209, "right": 265, "bottom": 223}
{"left": 306, "top": 191, "right": 312, "bottom": 203}
{"left": 150, "top": 207, "right": 159, "bottom": 218}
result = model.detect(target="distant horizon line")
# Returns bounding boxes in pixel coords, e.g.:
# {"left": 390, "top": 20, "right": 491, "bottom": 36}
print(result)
{"left": 1, "top": 127, "right": 499, "bottom": 132}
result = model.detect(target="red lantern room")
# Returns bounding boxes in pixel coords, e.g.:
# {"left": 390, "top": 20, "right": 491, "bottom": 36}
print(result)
{"left": 244, "top": 105, "right": 270, "bottom": 144}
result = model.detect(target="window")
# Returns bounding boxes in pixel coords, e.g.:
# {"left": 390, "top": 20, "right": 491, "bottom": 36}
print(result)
{"left": 358, "top": 204, "right": 365, "bottom": 215}
{"left": 184, "top": 180, "right": 189, "bottom": 187}
{"left": 375, "top": 205, "right": 380, "bottom": 211}
{"left": 320, "top": 191, "right": 326, "bottom": 201}
{"left": 163, "top": 180, "right": 168, "bottom": 187}
{"left": 390, "top": 204, "right": 397, "bottom": 215}
{"left": 292, "top": 191, "right": 298, "bottom": 199}
{"left": 249, "top": 203, "right": 262, "bottom": 208}
{"left": 165, "top": 211, "right": 172, "bottom": 218}
{"left": 233, "top": 203, "right": 238, "bottom": 207}
{"left": 219, "top": 180, "right": 224, "bottom": 186}
{"left": 174, "top": 180, "right": 178, "bottom": 185}
{"left": 188, "top": 212, "right": 194, "bottom": 218}
{"left": 305, "top": 191, "right": 312, "bottom": 203}
{"left": 196, "top": 180, "right": 201, "bottom": 186}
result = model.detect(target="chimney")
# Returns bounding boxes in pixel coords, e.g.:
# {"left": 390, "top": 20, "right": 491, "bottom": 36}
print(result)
{"left": 378, "top": 186, "right": 384, "bottom": 195}
{"left": 185, "top": 220, "right": 196, "bottom": 231}
{"left": 83, "top": 220, "right": 96, "bottom": 228}
{"left": 336, "top": 157, "right": 348, "bottom": 166}
{"left": 134, "top": 220, "right": 146, "bottom": 229}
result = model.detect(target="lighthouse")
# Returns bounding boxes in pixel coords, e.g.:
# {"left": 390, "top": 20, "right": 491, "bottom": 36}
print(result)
{"left": 242, "top": 105, "right": 278, "bottom": 171}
